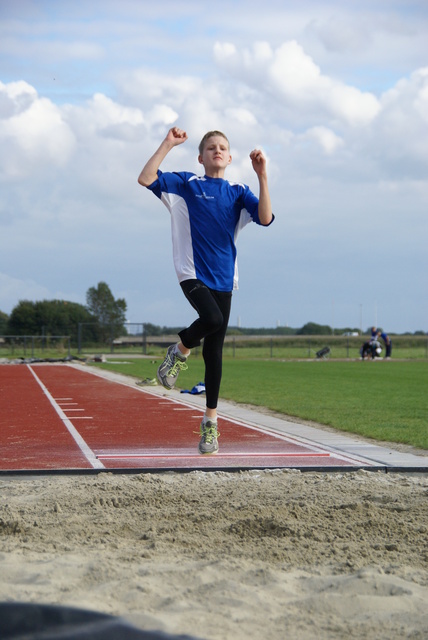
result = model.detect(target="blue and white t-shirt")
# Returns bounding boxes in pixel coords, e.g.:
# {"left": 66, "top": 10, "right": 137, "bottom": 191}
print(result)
{"left": 147, "top": 170, "right": 272, "bottom": 291}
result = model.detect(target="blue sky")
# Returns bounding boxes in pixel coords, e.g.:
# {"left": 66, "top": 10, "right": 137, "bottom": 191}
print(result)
{"left": 1, "top": 0, "right": 427, "bottom": 333}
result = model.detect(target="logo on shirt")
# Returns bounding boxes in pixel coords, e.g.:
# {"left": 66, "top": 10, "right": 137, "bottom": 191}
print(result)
{"left": 196, "top": 191, "right": 215, "bottom": 200}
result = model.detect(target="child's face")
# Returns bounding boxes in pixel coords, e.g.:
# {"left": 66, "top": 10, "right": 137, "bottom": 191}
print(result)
{"left": 198, "top": 135, "right": 232, "bottom": 176}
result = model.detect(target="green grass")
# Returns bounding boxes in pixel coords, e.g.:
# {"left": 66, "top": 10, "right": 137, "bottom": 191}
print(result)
{"left": 92, "top": 358, "right": 428, "bottom": 450}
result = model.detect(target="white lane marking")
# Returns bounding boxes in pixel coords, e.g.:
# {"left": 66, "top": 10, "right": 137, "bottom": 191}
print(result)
{"left": 27, "top": 366, "right": 104, "bottom": 469}
{"left": 97, "top": 452, "right": 331, "bottom": 459}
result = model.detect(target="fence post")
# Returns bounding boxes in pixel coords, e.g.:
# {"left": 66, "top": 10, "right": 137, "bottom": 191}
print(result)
{"left": 78, "top": 323, "right": 82, "bottom": 354}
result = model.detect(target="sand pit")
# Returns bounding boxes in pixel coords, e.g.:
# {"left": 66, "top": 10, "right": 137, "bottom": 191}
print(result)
{"left": 0, "top": 469, "right": 427, "bottom": 639}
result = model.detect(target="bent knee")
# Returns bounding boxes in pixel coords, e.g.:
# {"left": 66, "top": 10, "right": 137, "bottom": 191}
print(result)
{"left": 200, "top": 309, "right": 224, "bottom": 334}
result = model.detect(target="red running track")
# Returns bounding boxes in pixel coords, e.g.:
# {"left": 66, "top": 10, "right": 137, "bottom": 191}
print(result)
{"left": 0, "top": 364, "right": 371, "bottom": 473}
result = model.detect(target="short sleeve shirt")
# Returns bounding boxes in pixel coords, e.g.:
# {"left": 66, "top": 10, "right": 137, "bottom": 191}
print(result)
{"left": 147, "top": 170, "right": 272, "bottom": 291}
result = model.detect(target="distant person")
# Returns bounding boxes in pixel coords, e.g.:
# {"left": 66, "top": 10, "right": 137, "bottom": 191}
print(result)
{"left": 360, "top": 329, "right": 384, "bottom": 359}
{"left": 138, "top": 126, "right": 274, "bottom": 454}
{"left": 360, "top": 339, "right": 378, "bottom": 360}
{"left": 377, "top": 330, "right": 392, "bottom": 359}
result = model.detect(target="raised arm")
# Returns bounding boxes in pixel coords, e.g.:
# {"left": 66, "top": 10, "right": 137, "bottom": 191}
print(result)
{"left": 249, "top": 149, "right": 273, "bottom": 225}
{"left": 138, "top": 127, "right": 188, "bottom": 187}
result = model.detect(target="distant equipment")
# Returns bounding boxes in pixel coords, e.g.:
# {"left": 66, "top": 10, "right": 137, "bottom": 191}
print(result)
{"left": 316, "top": 346, "right": 331, "bottom": 360}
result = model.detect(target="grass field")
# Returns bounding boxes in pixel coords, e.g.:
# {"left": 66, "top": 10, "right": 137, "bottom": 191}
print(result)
{"left": 93, "top": 357, "right": 428, "bottom": 450}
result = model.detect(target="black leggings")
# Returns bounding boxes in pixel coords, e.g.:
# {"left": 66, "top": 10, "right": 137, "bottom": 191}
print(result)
{"left": 178, "top": 279, "right": 232, "bottom": 410}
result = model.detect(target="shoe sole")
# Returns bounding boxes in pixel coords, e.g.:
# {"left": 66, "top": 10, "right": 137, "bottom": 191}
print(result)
{"left": 156, "top": 370, "right": 174, "bottom": 390}
{"left": 198, "top": 442, "right": 219, "bottom": 455}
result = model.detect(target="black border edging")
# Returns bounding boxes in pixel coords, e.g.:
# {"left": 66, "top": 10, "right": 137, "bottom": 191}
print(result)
{"left": 0, "top": 464, "right": 397, "bottom": 477}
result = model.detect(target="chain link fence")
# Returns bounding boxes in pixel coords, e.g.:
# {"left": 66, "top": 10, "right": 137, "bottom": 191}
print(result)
{"left": 78, "top": 332, "right": 428, "bottom": 360}
{"left": 0, "top": 335, "right": 71, "bottom": 359}
{"left": 1, "top": 330, "right": 426, "bottom": 360}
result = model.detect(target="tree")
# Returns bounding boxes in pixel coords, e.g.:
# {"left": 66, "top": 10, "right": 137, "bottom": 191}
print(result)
{"left": 86, "top": 282, "right": 127, "bottom": 339}
{"left": 143, "top": 322, "right": 162, "bottom": 337}
{"left": 297, "top": 322, "right": 332, "bottom": 335}
{"left": 7, "top": 301, "right": 38, "bottom": 335}
{"left": 0, "top": 310, "right": 9, "bottom": 335}
{"left": 7, "top": 300, "right": 96, "bottom": 339}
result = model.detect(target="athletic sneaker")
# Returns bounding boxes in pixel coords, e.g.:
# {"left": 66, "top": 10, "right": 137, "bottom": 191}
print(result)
{"left": 136, "top": 377, "right": 158, "bottom": 386}
{"left": 157, "top": 344, "right": 188, "bottom": 390}
{"left": 198, "top": 420, "right": 219, "bottom": 455}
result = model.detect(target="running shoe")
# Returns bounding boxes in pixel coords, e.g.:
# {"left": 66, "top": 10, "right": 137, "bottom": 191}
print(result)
{"left": 198, "top": 420, "right": 219, "bottom": 455}
{"left": 136, "top": 377, "right": 158, "bottom": 386}
{"left": 156, "top": 344, "right": 188, "bottom": 390}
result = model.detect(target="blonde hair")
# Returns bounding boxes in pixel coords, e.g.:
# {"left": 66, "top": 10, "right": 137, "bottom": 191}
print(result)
{"left": 198, "top": 130, "right": 230, "bottom": 155}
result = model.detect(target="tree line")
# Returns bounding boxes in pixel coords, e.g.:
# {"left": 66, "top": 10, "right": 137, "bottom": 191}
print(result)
{"left": 0, "top": 285, "right": 425, "bottom": 339}
{"left": 0, "top": 282, "right": 126, "bottom": 343}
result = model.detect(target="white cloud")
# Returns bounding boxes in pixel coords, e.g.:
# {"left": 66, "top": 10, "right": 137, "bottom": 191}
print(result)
{"left": 64, "top": 93, "right": 144, "bottom": 141}
{"left": 355, "top": 67, "right": 428, "bottom": 179}
{"left": 214, "top": 40, "right": 381, "bottom": 127}
{"left": 302, "top": 126, "right": 344, "bottom": 154}
{"left": 224, "top": 107, "right": 257, "bottom": 126}
{"left": 0, "top": 80, "right": 36, "bottom": 116}
{"left": 145, "top": 104, "right": 178, "bottom": 128}
{"left": 0, "top": 80, "right": 75, "bottom": 179}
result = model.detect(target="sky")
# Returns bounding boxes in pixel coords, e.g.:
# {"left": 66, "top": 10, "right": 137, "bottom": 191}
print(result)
{"left": 0, "top": 0, "right": 427, "bottom": 334}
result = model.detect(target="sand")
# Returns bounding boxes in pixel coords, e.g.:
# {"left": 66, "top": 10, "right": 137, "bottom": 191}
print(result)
{"left": 0, "top": 469, "right": 427, "bottom": 639}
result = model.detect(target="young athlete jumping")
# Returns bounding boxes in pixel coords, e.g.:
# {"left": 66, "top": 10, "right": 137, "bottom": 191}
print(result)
{"left": 138, "top": 126, "right": 274, "bottom": 454}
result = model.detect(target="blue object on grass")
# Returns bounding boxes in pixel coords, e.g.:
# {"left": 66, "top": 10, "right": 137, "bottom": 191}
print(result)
{"left": 180, "top": 382, "right": 206, "bottom": 395}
